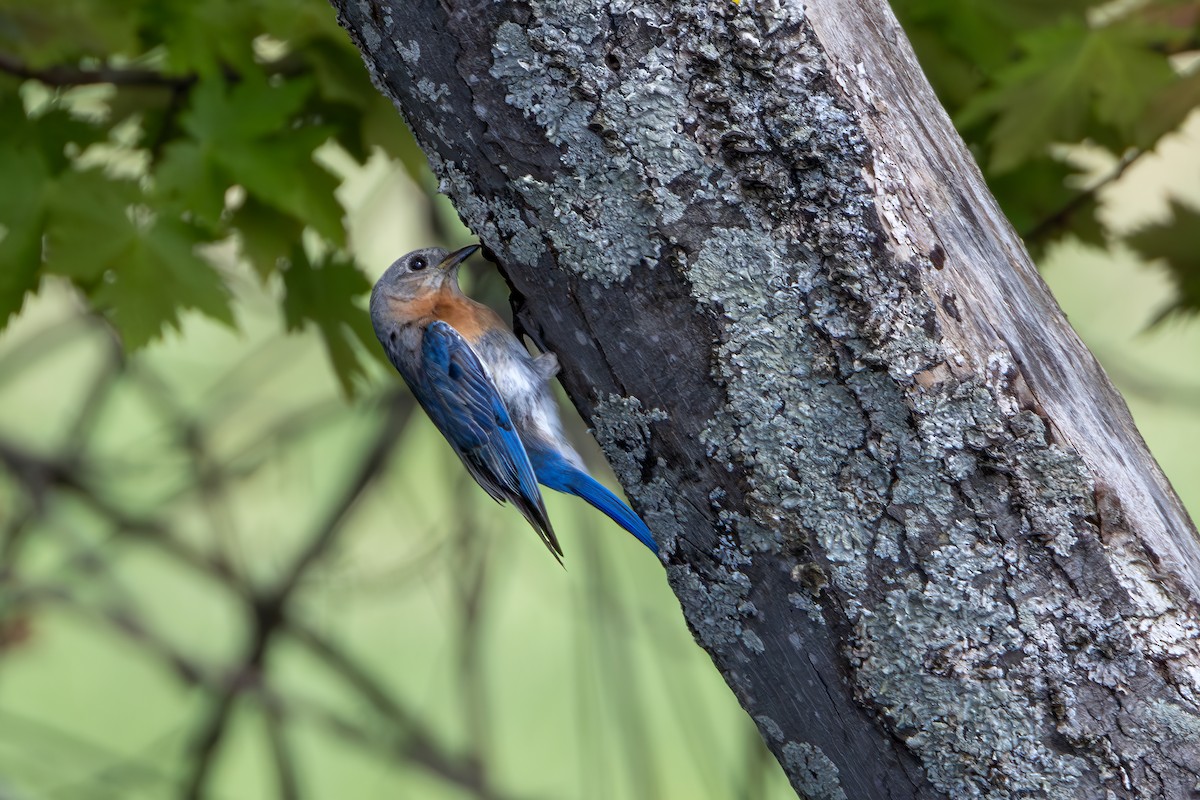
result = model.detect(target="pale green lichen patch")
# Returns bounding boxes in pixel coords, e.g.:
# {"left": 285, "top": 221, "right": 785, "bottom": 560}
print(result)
{"left": 1005, "top": 411, "right": 1091, "bottom": 558}
{"left": 440, "top": 162, "right": 548, "bottom": 270}
{"left": 590, "top": 393, "right": 681, "bottom": 554}
{"left": 787, "top": 589, "right": 825, "bottom": 626}
{"left": 513, "top": 167, "right": 662, "bottom": 284}
{"left": 669, "top": 562, "right": 753, "bottom": 652}
{"left": 491, "top": 21, "right": 593, "bottom": 147}
{"left": 1142, "top": 698, "right": 1200, "bottom": 741}
{"left": 688, "top": 225, "right": 879, "bottom": 590}
{"left": 653, "top": 4, "right": 1145, "bottom": 794}
{"left": 590, "top": 393, "right": 667, "bottom": 484}
{"left": 782, "top": 742, "right": 848, "bottom": 800}
{"left": 392, "top": 38, "right": 418, "bottom": 65}
{"left": 415, "top": 77, "right": 448, "bottom": 102}
{"left": 756, "top": 713, "right": 785, "bottom": 743}
{"left": 490, "top": 15, "right": 662, "bottom": 283}
{"left": 857, "top": 546, "right": 1090, "bottom": 797}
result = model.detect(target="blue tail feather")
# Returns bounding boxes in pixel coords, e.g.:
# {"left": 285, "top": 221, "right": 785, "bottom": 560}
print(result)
{"left": 528, "top": 449, "right": 659, "bottom": 554}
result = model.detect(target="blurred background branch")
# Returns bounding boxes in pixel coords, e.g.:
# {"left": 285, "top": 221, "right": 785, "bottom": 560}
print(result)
{"left": 0, "top": 314, "right": 725, "bottom": 798}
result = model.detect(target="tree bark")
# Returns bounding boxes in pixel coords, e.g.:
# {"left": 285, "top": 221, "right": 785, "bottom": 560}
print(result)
{"left": 331, "top": 0, "right": 1200, "bottom": 796}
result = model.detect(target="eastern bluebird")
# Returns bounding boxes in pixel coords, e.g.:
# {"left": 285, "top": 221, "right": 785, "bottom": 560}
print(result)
{"left": 369, "top": 244, "right": 658, "bottom": 561}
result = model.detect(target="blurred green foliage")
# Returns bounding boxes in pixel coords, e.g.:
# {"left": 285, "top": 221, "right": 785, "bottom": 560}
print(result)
{"left": 0, "top": 0, "right": 1199, "bottom": 391}
{"left": 893, "top": 0, "right": 1200, "bottom": 312}
{"left": 0, "top": 0, "right": 422, "bottom": 393}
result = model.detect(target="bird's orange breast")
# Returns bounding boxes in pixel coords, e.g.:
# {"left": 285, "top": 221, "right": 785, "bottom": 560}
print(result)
{"left": 386, "top": 286, "right": 504, "bottom": 343}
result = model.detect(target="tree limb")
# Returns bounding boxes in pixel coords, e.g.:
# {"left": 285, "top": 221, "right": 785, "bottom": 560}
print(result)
{"left": 331, "top": 0, "right": 1200, "bottom": 796}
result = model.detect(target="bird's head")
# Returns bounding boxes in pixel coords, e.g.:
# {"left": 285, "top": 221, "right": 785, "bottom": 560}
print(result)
{"left": 370, "top": 244, "right": 479, "bottom": 317}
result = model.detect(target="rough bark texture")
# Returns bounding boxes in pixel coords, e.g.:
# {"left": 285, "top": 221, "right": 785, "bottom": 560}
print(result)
{"left": 331, "top": 0, "right": 1200, "bottom": 797}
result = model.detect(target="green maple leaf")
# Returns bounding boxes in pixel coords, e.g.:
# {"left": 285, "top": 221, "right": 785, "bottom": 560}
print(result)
{"left": 959, "top": 21, "right": 1175, "bottom": 173}
{"left": 0, "top": 91, "right": 115, "bottom": 326}
{"left": 90, "top": 218, "right": 235, "bottom": 348}
{"left": 0, "top": 143, "right": 50, "bottom": 324}
{"left": 0, "top": 92, "right": 104, "bottom": 172}
{"left": 155, "top": 140, "right": 230, "bottom": 229}
{"left": 139, "top": 0, "right": 258, "bottom": 77}
{"left": 1137, "top": 68, "right": 1200, "bottom": 147}
{"left": 991, "top": 157, "right": 1104, "bottom": 250}
{"left": 1087, "top": 29, "right": 1175, "bottom": 132}
{"left": 302, "top": 36, "right": 420, "bottom": 167}
{"left": 281, "top": 249, "right": 380, "bottom": 396}
{"left": 43, "top": 169, "right": 141, "bottom": 280}
{"left": 307, "top": 37, "right": 377, "bottom": 108}
{"left": 1126, "top": 199, "right": 1200, "bottom": 320}
{"left": 43, "top": 169, "right": 233, "bottom": 348}
{"left": 181, "top": 77, "right": 346, "bottom": 246}
{"left": 231, "top": 196, "right": 305, "bottom": 280}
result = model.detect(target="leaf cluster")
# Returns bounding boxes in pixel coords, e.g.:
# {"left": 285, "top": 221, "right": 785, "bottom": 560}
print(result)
{"left": 0, "top": 0, "right": 429, "bottom": 393}
{"left": 2, "top": 0, "right": 1199, "bottom": 391}
{"left": 896, "top": 0, "right": 1200, "bottom": 316}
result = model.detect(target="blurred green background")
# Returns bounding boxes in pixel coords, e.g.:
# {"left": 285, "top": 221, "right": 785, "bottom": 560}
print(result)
{"left": 0, "top": 1, "right": 1198, "bottom": 798}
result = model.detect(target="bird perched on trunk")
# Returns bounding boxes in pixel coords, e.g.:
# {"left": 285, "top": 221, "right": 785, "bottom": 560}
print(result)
{"left": 369, "top": 244, "right": 658, "bottom": 561}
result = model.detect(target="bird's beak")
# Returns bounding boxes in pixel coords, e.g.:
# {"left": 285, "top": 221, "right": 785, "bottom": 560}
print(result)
{"left": 438, "top": 245, "right": 480, "bottom": 272}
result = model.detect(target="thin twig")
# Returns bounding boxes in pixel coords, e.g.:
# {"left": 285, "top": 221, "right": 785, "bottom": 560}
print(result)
{"left": 0, "top": 52, "right": 195, "bottom": 88}
{"left": 181, "top": 400, "right": 409, "bottom": 799}
{"left": 64, "top": 338, "right": 124, "bottom": 456}
{"left": 0, "top": 52, "right": 309, "bottom": 89}
{"left": 14, "top": 579, "right": 529, "bottom": 800}
{"left": 270, "top": 398, "right": 411, "bottom": 602}
{"left": 284, "top": 617, "right": 515, "bottom": 798}
{"left": 581, "top": 525, "right": 661, "bottom": 799}
{"left": 262, "top": 696, "right": 301, "bottom": 800}
{"left": 180, "top": 668, "right": 256, "bottom": 800}
{"left": 1023, "top": 149, "right": 1144, "bottom": 245}
{"left": 128, "top": 365, "right": 249, "bottom": 586}
{"left": 454, "top": 489, "right": 494, "bottom": 791}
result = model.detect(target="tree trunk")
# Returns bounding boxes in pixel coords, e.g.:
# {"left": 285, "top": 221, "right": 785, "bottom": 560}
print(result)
{"left": 330, "top": 0, "right": 1200, "bottom": 796}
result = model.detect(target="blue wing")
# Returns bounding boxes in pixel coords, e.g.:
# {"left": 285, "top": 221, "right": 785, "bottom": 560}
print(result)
{"left": 416, "top": 321, "right": 562, "bottom": 560}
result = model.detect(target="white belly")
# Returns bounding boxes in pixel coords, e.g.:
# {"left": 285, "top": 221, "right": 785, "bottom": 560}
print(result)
{"left": 476, "top": 337, "right": 583, "bottom": 467}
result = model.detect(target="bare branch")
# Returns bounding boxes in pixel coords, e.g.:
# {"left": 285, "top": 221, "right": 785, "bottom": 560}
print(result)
{"left": 1023, "top": 149, "right": 1145, "bottom": 245}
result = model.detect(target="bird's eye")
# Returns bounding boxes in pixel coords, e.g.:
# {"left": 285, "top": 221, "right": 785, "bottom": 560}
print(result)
{"left": 410, "top": 257, "right": 428, "bottom": 272}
